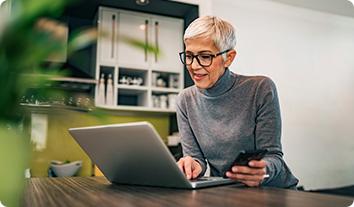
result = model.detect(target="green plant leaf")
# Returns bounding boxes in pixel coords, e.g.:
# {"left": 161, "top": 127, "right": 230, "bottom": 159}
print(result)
{"left": 67, "top": 27, "right": 98, "bottom": 55}
{"left": 120, "top": 34, "right": 161, "bottom": 57}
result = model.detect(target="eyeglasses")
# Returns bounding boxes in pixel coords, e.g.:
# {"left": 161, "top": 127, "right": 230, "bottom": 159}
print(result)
{"left": 179, "top": 49, "right": 230, "bottom": 67}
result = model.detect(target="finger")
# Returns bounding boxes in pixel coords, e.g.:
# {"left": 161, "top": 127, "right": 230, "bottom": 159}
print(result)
{"left": 192, "top": 161, "right": 202, "bottom": 179}
{"left": 226, "top": 171, "right": 264, "bottom": 183}
{"left": 233, "top": 173, "right": 265, "bottom": 182}
{"left": 232, "top": 166, "right": 266, "bottom": 175}
{"left": 225, "top": 171, "right": 238, "bottom": 180}
{"left": 184, "top": 158, "right": 193, "bottom": 179}
{"left": 177, "top": 159, "right": 185, "bottom": 174}
{"left": 248, "top": 160, "right": 267, "bottom": 168}
{"left": 241, "top": 180, "right": 260, "bottom": 187}
{"left": 192, "top": 170, "right": 201, "bottom": 179}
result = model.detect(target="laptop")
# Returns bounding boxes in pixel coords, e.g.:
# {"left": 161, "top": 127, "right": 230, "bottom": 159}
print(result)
{"left": 69, "top": 121, "right": 240, "bottom": 189}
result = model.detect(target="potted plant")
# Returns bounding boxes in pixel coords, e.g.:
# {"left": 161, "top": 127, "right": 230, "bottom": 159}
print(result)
{"left": 0, "top": 0, "right": 158, "bottom": 206}
{"left": 0, "top": 0, "right": 95, "bottom": 206}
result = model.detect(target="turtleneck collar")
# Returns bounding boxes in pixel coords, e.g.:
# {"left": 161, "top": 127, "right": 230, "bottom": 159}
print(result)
{"left": 197, "top": 68, "right": 236, "bottom": 97}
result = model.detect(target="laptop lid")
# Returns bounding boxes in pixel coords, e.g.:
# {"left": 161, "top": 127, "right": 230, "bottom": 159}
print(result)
{"left": 69, "top": 122, "right": 236, "bottom": 189}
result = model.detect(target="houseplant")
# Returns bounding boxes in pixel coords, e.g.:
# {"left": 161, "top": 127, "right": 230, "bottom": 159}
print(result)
{"left": 0, "top": 0, "right": 159, "bottom": 206}
{"left": 0, "top": 0, "right": 89, "bottom": 206}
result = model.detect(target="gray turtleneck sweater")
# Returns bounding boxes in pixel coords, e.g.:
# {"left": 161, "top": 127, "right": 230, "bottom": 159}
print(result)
{"left": 176, "top": 69, "right": 299, "bottom": 188}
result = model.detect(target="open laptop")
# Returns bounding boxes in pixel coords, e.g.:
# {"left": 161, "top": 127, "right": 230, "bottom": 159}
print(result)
{"left": 69, "top": 121, "right": 240, "bottom": 189}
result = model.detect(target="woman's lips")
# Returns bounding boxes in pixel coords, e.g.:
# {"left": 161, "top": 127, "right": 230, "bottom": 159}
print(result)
{"left": 193, "top": 73, "right": 207, "bottom": 81}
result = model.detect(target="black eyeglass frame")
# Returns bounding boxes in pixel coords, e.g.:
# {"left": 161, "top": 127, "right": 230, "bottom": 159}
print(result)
{"left": 179, "top": 49, "right": 231, "bottom": 67}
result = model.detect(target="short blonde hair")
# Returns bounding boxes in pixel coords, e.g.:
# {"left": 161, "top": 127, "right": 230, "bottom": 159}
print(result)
{"left": 184, "top": 16, "right": 236, "bottom": 52}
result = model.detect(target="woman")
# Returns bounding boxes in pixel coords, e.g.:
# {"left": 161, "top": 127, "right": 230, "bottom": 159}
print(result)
{"left": 176, "top": 16, "right": 298, "bottom": 188}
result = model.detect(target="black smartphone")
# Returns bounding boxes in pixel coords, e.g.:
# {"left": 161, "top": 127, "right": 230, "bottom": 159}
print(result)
{"left": 224, "top": 149, "right": 268, "bottom": 177}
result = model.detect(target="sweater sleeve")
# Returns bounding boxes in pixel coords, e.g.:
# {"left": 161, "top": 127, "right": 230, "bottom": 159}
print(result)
{"left": 254, "top": 78, "right": 299, "bottom": 188}
{"left": 176, "top": 92, "right": 207, "bottom": 176}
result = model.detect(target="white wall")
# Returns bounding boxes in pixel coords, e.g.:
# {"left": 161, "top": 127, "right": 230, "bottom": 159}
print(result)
{"left": 209, "top": 0, "right": 354, "bottom": 190}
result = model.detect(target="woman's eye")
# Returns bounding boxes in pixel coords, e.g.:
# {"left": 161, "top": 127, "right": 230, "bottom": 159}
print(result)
{"left": 199, "top": 55, "right": 212, "bottom": 60}
{"left": 185, "top": 55, "right": 193, "bottom": 60}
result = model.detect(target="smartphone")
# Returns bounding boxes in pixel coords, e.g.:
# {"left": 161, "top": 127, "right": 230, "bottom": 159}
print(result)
{"left": 224, "top": 149, "right": 268, "bottom": 177}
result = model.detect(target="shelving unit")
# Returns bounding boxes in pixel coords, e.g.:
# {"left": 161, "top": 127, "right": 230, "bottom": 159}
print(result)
{"left": 94, "top": 7, "right": 184, "bottom": 112}
{"left": 50, "top": 77, "right": 97, "bottom": 84}
{"left": 20, "top": 76, "right": 96, "bottom": 112}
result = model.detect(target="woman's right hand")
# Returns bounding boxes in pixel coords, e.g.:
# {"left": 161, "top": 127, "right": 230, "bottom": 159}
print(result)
{"left": 177, "top": 156, "right": 202, "bottom": 180}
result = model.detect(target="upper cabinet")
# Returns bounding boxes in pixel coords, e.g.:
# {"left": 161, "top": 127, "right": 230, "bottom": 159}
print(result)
{"left": 150, "top": 16, "right": 184, "bottom": 73}
{"left": 117, "top": 12, "right": 150, "bottom": 69}
{"left": 95, "top": 7, "right": 185, "bottom": 112}
{"left": 118, "top": 12, "right": 184, "bottom": 71}
{"left": 98, "top": 9, "right": 119, "bottom": 64}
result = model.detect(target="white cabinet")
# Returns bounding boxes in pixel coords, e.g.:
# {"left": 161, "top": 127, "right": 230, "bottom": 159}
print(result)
{"left": 95, "top": 7, "right": 184, "bottom": 112}
{"left": 98, "top": 8, "right": 119, "bottom": 64}
{"left": 150, "top": 16, "right": 184, "bottom": 73}
{"left": 117, "top": 12, "right": 184, "bottom": 71}
{"left": 117, "top": 12, "right": 150, "bottom": 69}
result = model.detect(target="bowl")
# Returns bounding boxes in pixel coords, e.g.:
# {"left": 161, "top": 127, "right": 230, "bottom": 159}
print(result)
{"left": 50, "top": 160, "right": 82, "bottom": 177}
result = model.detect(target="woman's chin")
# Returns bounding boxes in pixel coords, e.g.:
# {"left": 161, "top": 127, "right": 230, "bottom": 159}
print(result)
{"left": 194, "top": 82, "right": 210, "bottom": 89}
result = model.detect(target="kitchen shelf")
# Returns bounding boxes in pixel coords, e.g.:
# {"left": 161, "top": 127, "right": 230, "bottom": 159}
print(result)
{"left": 151, "top": 87, "right": 180, "bottom": 93}
{"left": 20, "top": 103, "right": 92, "bottom": 112}
{"left": 96, "top": 104, "right": 176, "bottom": 113}
{"left": 117, "top": 85, "right": 149, "bottom": 91}
{"left": 50, "top": 77, "right": 97, "bottom": 84}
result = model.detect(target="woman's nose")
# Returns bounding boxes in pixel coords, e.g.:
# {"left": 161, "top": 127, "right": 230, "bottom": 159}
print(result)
{"left": 190, "top": 57, "right": 202, "bottom": 70}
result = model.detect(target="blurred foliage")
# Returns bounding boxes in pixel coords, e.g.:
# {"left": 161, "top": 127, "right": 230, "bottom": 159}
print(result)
{"left": 0, "top": 0, "right": 97, "bottom": 123}
{"left": 120, "top": 34, "right": 160, "bottom": 56}
{"left": 0, "top": 126, "right": 29, "bottom": 207}
{"left": 0, "top": 0, "right": 160, "bottom": 123}
{"left": 0, "top": 0, "right": 97, "bottom": 206}
{"left": 0, "top": 0, "right": 160, "bottom": 206}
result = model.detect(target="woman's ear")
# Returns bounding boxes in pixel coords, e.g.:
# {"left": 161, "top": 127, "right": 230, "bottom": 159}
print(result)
{"left": 224, "top": 49, "right": 237, "bottom": 68}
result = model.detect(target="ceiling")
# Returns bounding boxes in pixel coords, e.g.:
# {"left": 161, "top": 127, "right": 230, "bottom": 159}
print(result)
{"left": 63, "top": 0, "right": 198, "bottom": 19}
{"left": 62, "top": 0, "right": 354, "bottom": 20}
{"left": 269, "top": 0, "right": 354, "bottom": 18}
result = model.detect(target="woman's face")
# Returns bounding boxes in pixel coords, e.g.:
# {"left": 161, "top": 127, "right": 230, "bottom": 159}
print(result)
{"left": 184, "top": 37, "right": 227, "bottom": 89}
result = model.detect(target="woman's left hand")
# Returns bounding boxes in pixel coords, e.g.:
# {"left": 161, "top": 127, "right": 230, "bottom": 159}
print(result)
{"left": 225, "top": 159, "right": 268, "bottom": 187}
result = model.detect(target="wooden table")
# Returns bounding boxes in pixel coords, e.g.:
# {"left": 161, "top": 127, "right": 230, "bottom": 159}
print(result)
{"left": 23, "top": 177, "right": 353, "bottom": 207}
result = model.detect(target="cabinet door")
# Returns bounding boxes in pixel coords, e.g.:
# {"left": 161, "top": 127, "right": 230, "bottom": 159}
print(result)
{"left": 98, "top": 9, "right": 119, "bottom": 64}
{"left": 118, "top": 12, "right": 150, "bottom": 69}
{"left": 151, "top": 16, "right": 184, "bottom": 73}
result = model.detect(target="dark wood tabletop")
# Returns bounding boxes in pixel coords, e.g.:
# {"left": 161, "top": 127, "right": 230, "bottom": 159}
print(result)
{"left": 23, "top": 177, "right": 353, "bottom": 207}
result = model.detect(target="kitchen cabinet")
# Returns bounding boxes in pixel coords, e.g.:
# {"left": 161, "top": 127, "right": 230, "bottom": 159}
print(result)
{"left": 95, "top": 7, "right": 184, "bottom": 112}
{"left": 98, "top": 8, "right": 119, "bottom": 64}
{"left": 150, "top": 16, "right": 184, "bottom": 73}
{"left": 117, "top": 12, "right": 150, "bottom": 69}
{"left": 117, "top": 11, "right": 184, "bottom": 72}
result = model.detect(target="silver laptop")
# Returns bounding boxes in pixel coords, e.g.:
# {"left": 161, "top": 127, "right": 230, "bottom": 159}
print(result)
{"left": 69, "top": 121, "right": 239, "bottom": 189}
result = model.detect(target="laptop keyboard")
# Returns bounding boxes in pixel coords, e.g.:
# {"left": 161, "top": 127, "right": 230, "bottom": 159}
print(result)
{"left": 191, "top": 177, "right": 222, "bottom": 182}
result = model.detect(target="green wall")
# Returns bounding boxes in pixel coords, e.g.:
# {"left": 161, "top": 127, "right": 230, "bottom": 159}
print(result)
{"left": 29, "top": 108, "right": 170, "bottom": 177}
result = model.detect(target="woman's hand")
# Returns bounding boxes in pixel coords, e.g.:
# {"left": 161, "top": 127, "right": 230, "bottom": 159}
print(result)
{"left": 225, "top": 159, "right": 268, "bottom": 187}
{"left": 177, "top": 156, "right": 202, "bottom": 180}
